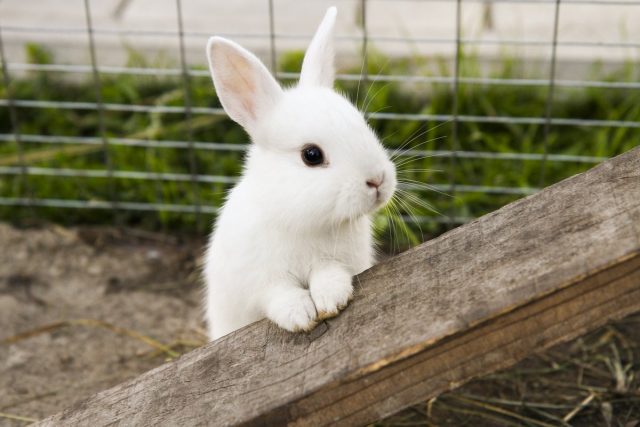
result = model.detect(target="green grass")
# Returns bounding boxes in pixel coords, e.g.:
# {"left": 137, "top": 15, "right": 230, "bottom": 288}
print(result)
{"left": 1, "top": 44, "right": 639, "bottom": 250}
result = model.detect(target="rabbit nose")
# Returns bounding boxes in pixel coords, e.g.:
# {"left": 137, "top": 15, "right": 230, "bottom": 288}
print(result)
{"left": 366, "top": 175, "right": 384, "bottom": 189}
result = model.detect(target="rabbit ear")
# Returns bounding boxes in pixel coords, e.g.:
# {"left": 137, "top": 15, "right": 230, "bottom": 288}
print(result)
{"left": 207, "top": 37, "right": 283, "bottom": 133}
{"left": 299, "top": 7, "right": 337, "bottom": 88}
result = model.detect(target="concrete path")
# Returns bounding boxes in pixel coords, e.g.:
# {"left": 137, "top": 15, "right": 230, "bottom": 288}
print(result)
{"left": 1, "top": 0, "right": 639, "bottom": 76}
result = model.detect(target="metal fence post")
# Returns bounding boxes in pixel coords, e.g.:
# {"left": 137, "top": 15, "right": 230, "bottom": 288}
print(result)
{"left": 176, "top": 0, "right": 202, "bottom": 231}
{"left": 447, "top": 0, "right": 462, "bottom": 228}
{"left": 0, "top": 21, "right": 29, "bottom": 203}
{"left": 84, "top": 0, "right": 118, "bottom": 218}
{"left": 539, "top": 0, "right": 561, "bottom": 187}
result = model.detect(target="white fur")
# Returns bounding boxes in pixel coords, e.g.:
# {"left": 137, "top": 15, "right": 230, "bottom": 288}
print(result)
{"left": 299, "top": 6, "right": 336, "bottom": 88}
{"left": 204, "top": 7, "right": 397, "bottom": 340}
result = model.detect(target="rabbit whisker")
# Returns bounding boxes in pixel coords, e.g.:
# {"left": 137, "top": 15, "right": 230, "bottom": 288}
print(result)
{"left": 362, "top": 83, "right": 390, "bottom": 115}
{"left": 389, "top": 120, "right": 452, "bottom": 160}
{"left": 360, "top": 57, "right": 390, "bottom": 113}
{"left": 367, "top": 105, "right": 391, "bottom": 117}
{"left": 387, "top": 200, "right": 405, "bottom": 254}
{"left": 397, "top": 168, "right": 444, "bottom": 174}
{"left": 355, "top": 50, "right": 367, "bottom": 108}
{"left": 380, "top": 128, "right": 402, "bottom": 145}
{"left": 394, "top": 196, "right": 424, "bottom": 242}
{"left": 382, "top": 200, "right": 397, "bottom": 253}
{"left": 389, "top": 126, "right": 431, "bottom": 160}
{"left": 396, "top": 189, "right": 444, "bottom": 217}
{"left": 384, "top": 197, "right": 400, "bottom": 253}
{"left": 392, "top": 196, "right": 417, "bottom": 250}
{"left": 394, "top": 153, "right": 447, "bottom": 168}
{"left": 391, "top": 136, "right": 448, "bottom": 160}
{"left": 398, "top": 179, "right": 452, "bottom": 198}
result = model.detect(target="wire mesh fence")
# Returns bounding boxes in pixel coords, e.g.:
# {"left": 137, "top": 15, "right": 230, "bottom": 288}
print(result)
{"left": 0, "top": 0, "right": 638, "bottom": 241}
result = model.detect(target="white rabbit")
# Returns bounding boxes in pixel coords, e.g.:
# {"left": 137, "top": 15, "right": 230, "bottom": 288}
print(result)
{"left": 204, "top": 7, "right": 397, "bottom": 340}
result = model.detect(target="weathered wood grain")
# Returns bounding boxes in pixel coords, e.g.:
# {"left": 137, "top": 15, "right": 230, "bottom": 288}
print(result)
{"left": 37, "top": 147, "right": 640, "bottom": 427}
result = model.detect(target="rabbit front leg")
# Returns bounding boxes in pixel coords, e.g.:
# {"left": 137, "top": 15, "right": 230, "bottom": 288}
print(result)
{"left": 263, "top": 281, "right": 318, "bottom": 332}
{"left": 309, "top": 262, "right": 353, "bottom": 320}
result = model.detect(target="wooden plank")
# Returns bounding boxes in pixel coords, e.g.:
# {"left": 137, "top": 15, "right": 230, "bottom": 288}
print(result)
{"left": 37, "top": 146, "right": 640, "bottom": 426}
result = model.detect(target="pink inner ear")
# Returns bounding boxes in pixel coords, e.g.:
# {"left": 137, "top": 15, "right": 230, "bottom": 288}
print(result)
{"left": 241, "top": 99, "right": 255, "bottom": 120}
{"left": 220, "top": 47, "right": 257, "bottom": 121}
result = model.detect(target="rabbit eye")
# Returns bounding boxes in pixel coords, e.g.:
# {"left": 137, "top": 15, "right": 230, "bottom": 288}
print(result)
{"left": 301, "top": 144, "right": 325, "bottom": 167}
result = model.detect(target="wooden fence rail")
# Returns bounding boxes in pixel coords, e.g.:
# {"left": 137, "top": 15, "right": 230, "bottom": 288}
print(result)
{"left": 38, "top": 146, "right": 640, "bottom": 426}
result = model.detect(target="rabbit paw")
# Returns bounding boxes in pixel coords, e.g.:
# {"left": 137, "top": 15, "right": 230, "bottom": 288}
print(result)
{"left": 265, "top": 286, "right": 318, "bottom": 332}
{"left": 310, "top": 265, "right": 353, "bottom": 320}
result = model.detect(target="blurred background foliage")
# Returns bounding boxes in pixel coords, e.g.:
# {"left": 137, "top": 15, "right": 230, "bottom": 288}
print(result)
{"left": 1, "top": 43, "right": 639, "bottom": 252}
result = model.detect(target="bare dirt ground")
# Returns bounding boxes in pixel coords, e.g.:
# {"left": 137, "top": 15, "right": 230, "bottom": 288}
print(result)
{"left": 0, "top": 222, "right": 207, "bottom": 425}
{"left": 1, "top": 222, "right": 638, "bottom": 426}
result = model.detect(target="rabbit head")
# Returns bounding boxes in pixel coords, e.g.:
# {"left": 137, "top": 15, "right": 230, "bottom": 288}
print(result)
{"left": 207, "top": 7, "right": 396, "bottom": 230}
